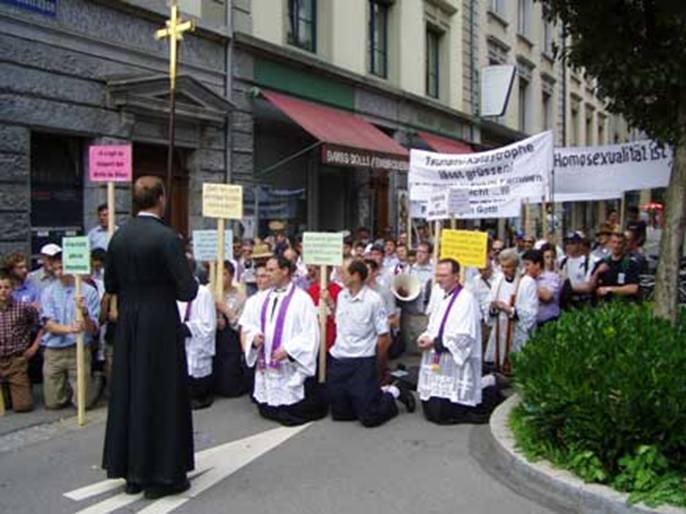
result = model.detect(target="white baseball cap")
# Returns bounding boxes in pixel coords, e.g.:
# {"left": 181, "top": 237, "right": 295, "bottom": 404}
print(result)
{"left": 40, "top": 243, "right": 62, "bottom": 257}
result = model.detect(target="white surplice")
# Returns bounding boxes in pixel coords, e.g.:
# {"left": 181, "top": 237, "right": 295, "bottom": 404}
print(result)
{"left": 177, "top": 284, "right": 217, "bottom": 379}
{"left": 239, "top": 283, "right": 319, "bottom": 407}
{"left": 417, "top": 287, "right": 482, "bottom": 406}
{"left": 484, "top": 274, "right": 538, "bottom": 366}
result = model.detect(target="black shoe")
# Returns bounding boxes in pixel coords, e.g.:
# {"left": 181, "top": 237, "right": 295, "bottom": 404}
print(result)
{"left": 395, "top": 382, "right": 416, "bottom": 413}
{"left": 125, "top": 482, "right": 143, "bottom": 495}
{"left": 144, "top": 479, "right": 190, "bottom": 500}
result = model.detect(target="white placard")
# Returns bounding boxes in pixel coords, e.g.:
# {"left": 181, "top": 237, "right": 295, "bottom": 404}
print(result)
{"left": 426, "top": 190, "right": 449, "bottom": 221}
{"left": 448, "top": 188, "right": 471, "bottom": 217}
{"left": 553, "top": 140, "right": 672, "bottom": 202}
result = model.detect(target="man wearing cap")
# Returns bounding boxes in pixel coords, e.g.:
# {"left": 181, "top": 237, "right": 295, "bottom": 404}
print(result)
{"left": 591, "top": 224, "right": 612, "bottom": 262}
{"left": 28, "top": 243, "right": 61, "bottom": 293}
{"left": 559, "top": 231, "right": 594, "bottom": 309}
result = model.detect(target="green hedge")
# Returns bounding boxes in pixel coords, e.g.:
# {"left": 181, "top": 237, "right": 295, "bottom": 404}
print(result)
{"left": 511, "top": 302, "right": 686, "bottom": 507}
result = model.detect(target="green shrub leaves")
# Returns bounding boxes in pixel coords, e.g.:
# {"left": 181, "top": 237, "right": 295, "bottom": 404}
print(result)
{"left": 510, "top": 303, "right": 686, "bottom": 507}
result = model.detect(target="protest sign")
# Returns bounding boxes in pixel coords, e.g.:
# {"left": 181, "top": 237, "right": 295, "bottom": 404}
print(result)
{"left": 440, "top": 230, "right": 489, "bottom": 269}
{"left": 426, "top": 190, "right": 449, "bottom": 221}
{"left": 302, "top": 232, "right": 344, "bottom": 267}
{"left": 553, "top": 140, "right": 672, "bottom": 202}
{"left": 192, "top": 230, "right": 234, "bottom": 262}
{"left": 409, "top": 131, "right": 552, "bottom": 219}
{"left": 448, "top": 188, "right": 471, "bottom": 217}
{"left": 202, "top": 183, "right": 243, "bottom": 219}
{"left": 88, "top": 145, "right": 132, "bottom": 183}
{"left": 62, "top": 237, "right": 91, "bottom": 275}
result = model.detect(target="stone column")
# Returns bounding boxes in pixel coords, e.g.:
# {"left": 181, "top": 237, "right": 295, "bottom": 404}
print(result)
{"left": 0, "top": 125, "right": 31, "bottom": 256}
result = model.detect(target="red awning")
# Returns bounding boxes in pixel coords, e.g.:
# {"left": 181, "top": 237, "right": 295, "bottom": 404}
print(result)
{"left": 261, "top": 90, "right": 409, "bottom": 158}
{"left": 418, "top": 131, "right": 473, "bottom": 154}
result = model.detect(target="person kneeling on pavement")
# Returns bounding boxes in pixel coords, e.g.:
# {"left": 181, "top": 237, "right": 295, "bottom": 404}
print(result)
{"left": 327, "top": 259, "right": 415, "bottom": 427}
{"left": 41, "top": 253, "right": 101, "bottom": 410}
{"left": 417, "top": 259, "right": 501, "bottom": 425}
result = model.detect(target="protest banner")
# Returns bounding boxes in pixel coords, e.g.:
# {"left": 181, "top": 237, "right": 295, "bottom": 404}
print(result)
{"left": 63, "top": 236, "right": 91, "bottom": 427}
{"left": 202, "top": 184, "right": 243, "bottom": 300}
{"left": 553, "top": 140, "right": 672, "bottom": 202}
{"left": 303, "top": 232, "right": 343, "bottom": 383}
{"left": 409, "top": 131, "right": 552, "bottom": 219}
{"left": 440, "top": 230, "right": 489, "bottom": 269}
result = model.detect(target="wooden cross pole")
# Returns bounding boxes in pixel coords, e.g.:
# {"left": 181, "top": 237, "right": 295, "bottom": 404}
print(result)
{"left": 108, "top": 183, "right": 119, "bottom": 323}
{"left": 75, "top": 275, "right": 86, "bottom": 426}
{"left": 0, "top": 375, "right": 5, "bottom": 416}
{"left": 154, "top": 0, "right": 195, "bottom": 221}
{"left": 318, "top": 265, "right": 328, "bottom": 383}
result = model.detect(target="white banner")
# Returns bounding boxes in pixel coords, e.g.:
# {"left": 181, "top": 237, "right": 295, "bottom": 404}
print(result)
{"left": 410, "top": 131, "right": 552, "bottom": 219}
{"left": 553, "top": 140, "right": 672, "bottom": 202}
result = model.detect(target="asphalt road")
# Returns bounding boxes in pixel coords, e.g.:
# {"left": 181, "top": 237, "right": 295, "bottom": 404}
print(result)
{"left": 0, "top": 395, "right": 575, "bottom": 514}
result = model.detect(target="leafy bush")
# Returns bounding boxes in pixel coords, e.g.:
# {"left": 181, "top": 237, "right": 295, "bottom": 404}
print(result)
{"left": 510, "top": 302, "right": 686, "bottom": 507}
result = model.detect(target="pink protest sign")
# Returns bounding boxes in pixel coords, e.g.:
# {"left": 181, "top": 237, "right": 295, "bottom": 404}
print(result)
{"left": 89, "top": 145, "right": 132, "bottom": 182}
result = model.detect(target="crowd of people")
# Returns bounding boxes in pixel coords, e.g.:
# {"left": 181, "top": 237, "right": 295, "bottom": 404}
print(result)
{"left": 0, "top": 201, "right": 647, "bottom": 420}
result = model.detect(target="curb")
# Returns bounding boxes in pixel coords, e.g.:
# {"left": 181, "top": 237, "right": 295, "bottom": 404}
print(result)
{"left": 489, "top": 395, "right": 686, "bottom": 514}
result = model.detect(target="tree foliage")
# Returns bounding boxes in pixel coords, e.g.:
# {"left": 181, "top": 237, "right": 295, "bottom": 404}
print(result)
{"left": 539, "top": 0, "right": 686, "bottom": 145}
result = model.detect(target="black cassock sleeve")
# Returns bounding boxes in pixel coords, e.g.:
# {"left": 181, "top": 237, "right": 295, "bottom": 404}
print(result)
{"left": 163, "top": 236, "right": 198, "bottom": 302}
{"left": 104, "top": 237, "right": 119, "bottom": 295}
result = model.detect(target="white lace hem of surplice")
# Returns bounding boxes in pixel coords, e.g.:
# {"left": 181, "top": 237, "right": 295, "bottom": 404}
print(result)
{"left": 252, "top": 362, "right": 306, "bottom": 407}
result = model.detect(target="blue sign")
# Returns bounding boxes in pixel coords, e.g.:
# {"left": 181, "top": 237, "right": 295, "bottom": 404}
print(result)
{"left": 1, "top": 0, "right": 56, "bottom": 16}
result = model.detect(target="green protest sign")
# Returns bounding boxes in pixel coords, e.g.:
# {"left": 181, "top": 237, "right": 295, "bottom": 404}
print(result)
{"left": 302, "top": 232, "right": 343, "bottom": 266}
{"left": 62, "top": 237, "right": 91, "bottom": 275}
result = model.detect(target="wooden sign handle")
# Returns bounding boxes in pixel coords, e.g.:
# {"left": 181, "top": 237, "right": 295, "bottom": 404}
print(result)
{"left": 216, "top": 219, "right": 226, "bottom": 302}
{"left": 318, "top": 265, "right": 328, "bottom": 384}
{"left": 75, "top": 275, "right": 86, "bottom": 426}
{"left": 0, "top": 376, "right": 5, "bottom": 416}
{"left": 432, "top": 220, "right": 441, "bottom": 284}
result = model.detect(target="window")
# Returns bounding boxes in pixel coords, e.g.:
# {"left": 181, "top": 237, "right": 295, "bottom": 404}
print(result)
{"left": 425, "top": 28, "right": 440, "bottom": 98}
{"left": 543, "top": 21, "right": 554, "bottom": 55}
{"left": 585, "top": 114, "right": 593, "bottom": 145}
{"left": 490, "top": 0, "right": 506, "bottom": 18}
{"left": 368, "top": 0, "right": 388, "bottom": 78}
{"left": 518, "top": 77, "right": 529, "bottom": 132}
{"left": 542, "top": 91, "right": 552, "bottom": 130}
{"left": 287, "top": 0, "right": 316, "bottom": 52}
{"left": 571, "top": 107, "right": 579, "bottom": 145}
{"left": 517, "top": 0, "right": 530, "bottom": 37}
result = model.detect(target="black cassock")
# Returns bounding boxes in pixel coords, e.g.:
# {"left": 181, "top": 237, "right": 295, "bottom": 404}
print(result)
{"left": 102, "top": 215, "right": 198, "bottom": 486}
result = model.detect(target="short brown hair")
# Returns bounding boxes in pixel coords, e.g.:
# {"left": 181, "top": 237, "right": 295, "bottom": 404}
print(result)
{"left": 133, "top": 176, "right": 165, "bottom": 211}
{"left": 2, "top": 252, "right": 26, "bottom": 274}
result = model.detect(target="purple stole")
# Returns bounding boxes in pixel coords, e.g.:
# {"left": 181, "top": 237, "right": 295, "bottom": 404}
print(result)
{"left": 258, "top": 284, "right": 296, "bottom": 371}
{"left": 432, "top": 284, "right": 463, "bottom": 371}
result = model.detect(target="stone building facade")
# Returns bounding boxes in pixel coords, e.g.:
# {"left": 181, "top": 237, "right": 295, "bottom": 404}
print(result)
{"left": 0, "top": 0, "right": 232, "bottom": 259}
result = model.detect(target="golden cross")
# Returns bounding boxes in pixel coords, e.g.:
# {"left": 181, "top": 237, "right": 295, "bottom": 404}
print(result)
{"left": 154, "top": 1, "right": 195, "bottom": 90}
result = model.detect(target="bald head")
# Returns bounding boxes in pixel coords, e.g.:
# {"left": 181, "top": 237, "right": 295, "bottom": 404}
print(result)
{"left": 133, "top": 176, "right": 165, "bottom": 213}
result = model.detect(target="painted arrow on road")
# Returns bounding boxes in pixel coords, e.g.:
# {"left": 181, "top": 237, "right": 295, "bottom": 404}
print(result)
{"left": 64, "top": 423, "right": 311, "bottom": 514}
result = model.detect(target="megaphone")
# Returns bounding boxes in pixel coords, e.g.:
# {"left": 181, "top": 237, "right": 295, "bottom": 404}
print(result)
{"left": 391, "top": 273, "right": 421, "bottom": 302}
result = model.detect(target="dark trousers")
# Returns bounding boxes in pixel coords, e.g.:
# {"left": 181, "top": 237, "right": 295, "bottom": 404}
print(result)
{"left": 421, "top": 386, "right": 503, "bottom": 425}
{"left": 188, "top": 375, "right": 213, "bottom": 410}
{"left": 327, "top": 355, "right": 398, "bottom": 428}
{"left": 213, "top": 327, "right": 252, "bottom": 398}
{"left": 257, "top": 377, "right": 328, "bottom": 427}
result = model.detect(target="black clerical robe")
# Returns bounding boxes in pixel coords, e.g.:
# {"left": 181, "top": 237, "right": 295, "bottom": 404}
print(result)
{"left": 102, "top": 215, "right": 198, "bottom": 486}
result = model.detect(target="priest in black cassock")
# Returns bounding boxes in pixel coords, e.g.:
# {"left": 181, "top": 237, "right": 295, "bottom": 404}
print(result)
{"left": 102, "top": 176, "right": 198, "bottom": 499}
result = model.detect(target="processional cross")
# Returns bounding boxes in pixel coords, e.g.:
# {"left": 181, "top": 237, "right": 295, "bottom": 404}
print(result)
{"left": 154, "top": 1, "right": 195, "bottom": 221}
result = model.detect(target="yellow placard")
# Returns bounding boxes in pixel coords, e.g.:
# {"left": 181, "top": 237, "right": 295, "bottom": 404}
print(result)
{"left": 440, "top": 229, "right": 488, "bottom": 269}
{"left": 202, "top": 183, "right": 243, "bottom": 219}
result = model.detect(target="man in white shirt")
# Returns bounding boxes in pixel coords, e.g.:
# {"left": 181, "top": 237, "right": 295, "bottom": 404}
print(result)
{"left": 239, "top": 256, "right": 328, "bottom": 426}
{"left": 328, "top": 260, "right": 414, "bottom": 427}
{"left": 87, "top": 203, "right": 117, "bottom": 251}
{"left": 417, "top": 258, "right": 499, "bottom": 424}
{"left": 177, "top": 281, "right": 216, "bottom": 410}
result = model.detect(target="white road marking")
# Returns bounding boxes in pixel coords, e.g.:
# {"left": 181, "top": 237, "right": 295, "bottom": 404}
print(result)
{"left": 64, "top": 423, "right": 311, "bottom": 514}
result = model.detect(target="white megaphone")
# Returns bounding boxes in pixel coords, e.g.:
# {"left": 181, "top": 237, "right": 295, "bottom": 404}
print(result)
{"left": 391, "top": 273, "right": 421, "bottom": 302}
